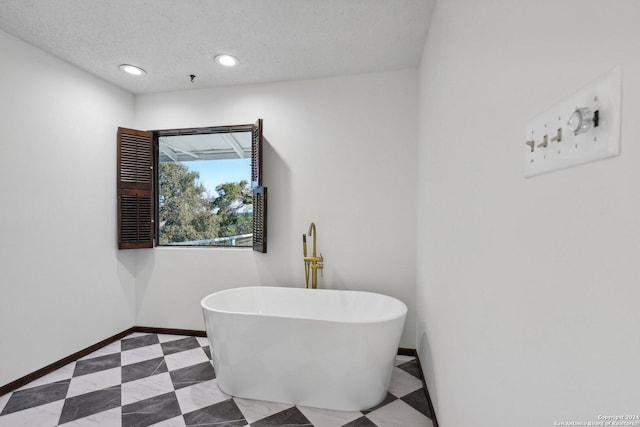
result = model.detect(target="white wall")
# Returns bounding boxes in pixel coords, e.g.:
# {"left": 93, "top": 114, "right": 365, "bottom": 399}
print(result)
{"left": 417, "top": 1, "right": 640, "bottom": 425}
{"left": 0, "top": 30, "right": 136, "bottom": 386}
{"left": 134, "top": 70, "right": 419, "bottom": 347}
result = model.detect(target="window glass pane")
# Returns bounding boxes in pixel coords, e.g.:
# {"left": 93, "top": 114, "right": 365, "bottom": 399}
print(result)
{"left": 158, "top": 132, "right": 253, "bottom": 247}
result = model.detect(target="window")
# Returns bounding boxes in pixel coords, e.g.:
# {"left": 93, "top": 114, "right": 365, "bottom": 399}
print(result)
{"left": 157, "top": 130, "right": 252, "bottom": 247}
{"left": 117, "top": 120, "right": 267, "bottom": 252}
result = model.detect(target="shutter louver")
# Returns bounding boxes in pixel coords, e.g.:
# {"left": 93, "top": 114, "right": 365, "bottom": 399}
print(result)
{"left": 118, "top": 127, "right": 154, "bottom": 249}
{"left": 253, "top": 186, "right": 267, "bottom": 253}
{"left": 119, "top": 190, "right": 153, "bottom": 244}
{"left": 251, "top": 119, "right": 263, "bottom": 188}
{"left": 120, "top": 133, "right": 152, "bottom": 185}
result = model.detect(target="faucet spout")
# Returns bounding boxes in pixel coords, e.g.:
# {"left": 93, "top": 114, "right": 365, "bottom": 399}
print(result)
{"left": 308, "top": 222, "right": 317, "bottom": 257}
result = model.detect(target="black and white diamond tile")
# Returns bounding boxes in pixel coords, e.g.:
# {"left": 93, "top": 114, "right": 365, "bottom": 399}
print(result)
{"left": 0, "top": 333, "right": 434, "bottom": 426}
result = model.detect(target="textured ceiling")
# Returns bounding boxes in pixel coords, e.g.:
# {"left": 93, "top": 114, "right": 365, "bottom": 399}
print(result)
{"left": 0, "top": 0, "right": 435, "bottom": 94}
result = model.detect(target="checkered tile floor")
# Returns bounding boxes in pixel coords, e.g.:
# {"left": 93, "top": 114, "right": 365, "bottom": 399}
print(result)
{"left": 0, "top": 332, "right": 434, "bottom": 426}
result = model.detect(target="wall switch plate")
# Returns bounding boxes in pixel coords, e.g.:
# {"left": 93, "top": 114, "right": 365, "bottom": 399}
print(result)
{"left": 524, "top": 66, "right": 622, "bottom": 178}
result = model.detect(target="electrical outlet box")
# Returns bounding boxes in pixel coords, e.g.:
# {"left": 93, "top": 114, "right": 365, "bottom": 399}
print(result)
{"left": 524, "top": 66, "right": 622, "bottom": 178}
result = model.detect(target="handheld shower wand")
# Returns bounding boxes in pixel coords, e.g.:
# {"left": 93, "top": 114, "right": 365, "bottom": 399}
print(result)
{"left": 303, "top": 234, "right": 310, "bottom": 287}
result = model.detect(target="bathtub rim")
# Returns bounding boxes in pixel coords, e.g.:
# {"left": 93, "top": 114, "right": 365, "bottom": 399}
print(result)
{"left": 200, "top": 285, "right": 408, "bottom": 325}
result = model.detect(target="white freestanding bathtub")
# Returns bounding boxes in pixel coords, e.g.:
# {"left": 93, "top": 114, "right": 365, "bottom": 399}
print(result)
{"left": 201, "top": 286, "right": 407, "bottom": 411}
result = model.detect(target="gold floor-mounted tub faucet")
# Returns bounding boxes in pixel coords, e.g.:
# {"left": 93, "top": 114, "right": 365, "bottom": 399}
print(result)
{"left": 303, "top": 222, "right": 323, "bottom": 288}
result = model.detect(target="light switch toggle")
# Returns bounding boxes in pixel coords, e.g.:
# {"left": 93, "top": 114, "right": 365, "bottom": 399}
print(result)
{"left": 525, "top": 140, "right": 535, "bottom": 152}
{"left": 550, "top": 128, "right": 562, "bottom": 143}
{"left": 567, "top": 107, "right": 597, "bottom": 135}
{"left": 537, "top": 135, "right": 548, "bottom": 149}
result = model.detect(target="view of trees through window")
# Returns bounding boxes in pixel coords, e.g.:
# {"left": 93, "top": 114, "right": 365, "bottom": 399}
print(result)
{"left": 158, "top": 132, "right": 253, "bottom": 247}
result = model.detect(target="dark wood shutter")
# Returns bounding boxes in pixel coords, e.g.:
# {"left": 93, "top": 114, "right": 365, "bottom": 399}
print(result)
{"left": 253, "top": 186, "right": 267, "bottom": 253}
{"left": 251, "top": 119, "right": 267, "bottom": 253}
{"left": 117, "top": 127, "right": 154, "bottom": 249}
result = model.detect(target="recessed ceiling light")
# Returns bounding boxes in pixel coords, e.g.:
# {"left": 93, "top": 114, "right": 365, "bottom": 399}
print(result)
{"left": 119, "top": 64, "right": 146, "bottom": 76}
{"left": 214, "top": 54, "right": 239, "bottom": 67}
